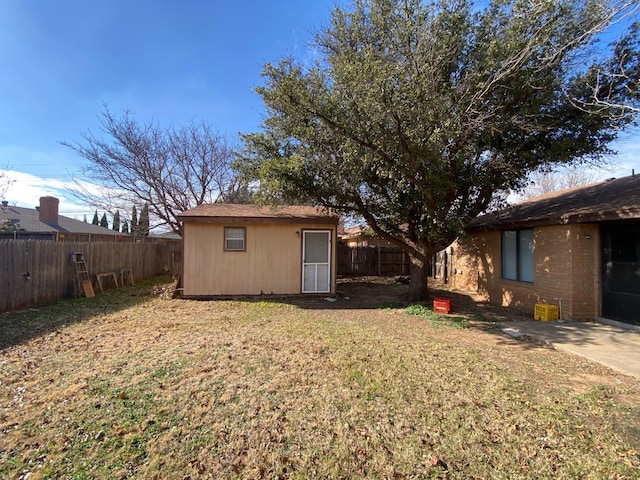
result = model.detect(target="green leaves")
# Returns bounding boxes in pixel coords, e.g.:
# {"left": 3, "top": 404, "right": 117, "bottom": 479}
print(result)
{"left": 239, "top": 0, "right": 639, "bottom": 297}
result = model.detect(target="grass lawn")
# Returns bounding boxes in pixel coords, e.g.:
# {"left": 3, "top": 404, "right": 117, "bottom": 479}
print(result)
{"left": 1, "top": 277, "right": 639, "bottom": 479}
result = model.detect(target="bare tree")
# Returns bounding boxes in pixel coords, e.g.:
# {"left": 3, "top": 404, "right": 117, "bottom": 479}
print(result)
{"left": 0, "top": 164, "right": 15, "bottom": 200}
{"left": 568, "top": 2, "right": 640, "bottom": 117}
{"left": 63, "top": 107, "right": 250, "bottom": 234}
{"left": 518, "top": 165, "right": 611, "bottom": 200}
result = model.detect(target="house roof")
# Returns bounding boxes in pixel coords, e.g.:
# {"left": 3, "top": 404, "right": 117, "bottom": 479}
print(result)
{"left": 468, "top": 174, "right": 640, "bottom": 231}
{"left": 178, "top": 204, "right": 339, "bottom": 225}
{"left": 341, "top": 225, "right": 364, "bottom": 238}
{"left": 339, "top": 225, "right": 382, "bottom": 240}
{"left": 0, "top": 204, "right": 121, "bottom": 235}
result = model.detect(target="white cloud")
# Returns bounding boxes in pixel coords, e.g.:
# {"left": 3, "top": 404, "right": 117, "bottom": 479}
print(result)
{"left": 0, "top": 170, "right": 94, "bottom": 220}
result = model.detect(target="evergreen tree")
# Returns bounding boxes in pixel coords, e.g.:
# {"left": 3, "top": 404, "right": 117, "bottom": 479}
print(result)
{"left": 131, "top": 205, "right": 138, "bottom": 236}
{"left": 100, "top": 213, "right": 109, "bottom": 228}
{"left": 139, "top": 203, "right": 150, "bottom": 236}
{"left": 112, "top": 210, "right": 121, "bottom": 231}
{"left": 92, "top": 210, "right": 99, "bottom": 225}
{"left": 121, "top": 220, "right": 129, "bottom": 234}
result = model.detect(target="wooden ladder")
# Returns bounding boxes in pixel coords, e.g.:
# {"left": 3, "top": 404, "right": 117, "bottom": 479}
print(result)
{"left": 72, "top": 252, "right": 95, "bottom": 297}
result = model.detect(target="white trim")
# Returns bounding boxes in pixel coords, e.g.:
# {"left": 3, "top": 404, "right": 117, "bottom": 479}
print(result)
{"left": 302, "top": 230, "right": 331, "bottom": 293}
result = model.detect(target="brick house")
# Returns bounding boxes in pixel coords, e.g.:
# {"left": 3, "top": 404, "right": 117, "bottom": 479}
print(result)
{"left": 340, "top": 225, "right": 395, "bottom": 247}
{"left": 0, "top": 196, "right": 123, "bottom": 241}
{"left": 178, "top": 204, "right": 339, "bottom": 297}
{"left": 449, "top": 174, "right": 640, "bottom": 326}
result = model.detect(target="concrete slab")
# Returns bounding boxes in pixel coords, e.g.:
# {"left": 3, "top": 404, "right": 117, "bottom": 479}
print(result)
{"left": 501, "top": 320, "right": 640, "bottom": 379}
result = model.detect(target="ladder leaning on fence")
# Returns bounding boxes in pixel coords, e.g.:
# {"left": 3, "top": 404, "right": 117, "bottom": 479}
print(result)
{"left": 72, "top": 252, "right": 95, "bottom": 298}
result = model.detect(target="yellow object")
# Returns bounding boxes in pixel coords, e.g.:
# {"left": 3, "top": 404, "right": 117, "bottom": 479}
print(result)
{"left": 534, "top": 304, "right": 559, "bottom": 321}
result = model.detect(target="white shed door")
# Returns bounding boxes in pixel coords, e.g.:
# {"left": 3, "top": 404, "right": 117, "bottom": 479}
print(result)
{"left": 302, "top": 230, "right": 331, "bottom": 293}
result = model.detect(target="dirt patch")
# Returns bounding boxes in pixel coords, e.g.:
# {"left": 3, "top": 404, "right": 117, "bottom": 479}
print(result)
{"left": 335, "top": 275, "right": 532, "bottom": 319}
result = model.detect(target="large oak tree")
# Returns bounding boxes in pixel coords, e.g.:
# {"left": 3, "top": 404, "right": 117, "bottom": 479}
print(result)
{"left": 239, "top": 0, "right": 640, "bottom": 300}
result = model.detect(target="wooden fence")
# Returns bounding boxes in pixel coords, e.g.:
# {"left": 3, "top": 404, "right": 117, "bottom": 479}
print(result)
{"left": 0, "top": 240, "right": 182, "bottom": 313}
{"left": 337, "top": 244, "right": 410, "bottom": 276}
{"left": 0, "top": 231, "right": 176, "bottom": 242}
{"left": 337, "top": 244, "right": 452, "bottom": 281}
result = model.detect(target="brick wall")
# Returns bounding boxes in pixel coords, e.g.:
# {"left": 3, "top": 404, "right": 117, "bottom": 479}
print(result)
{"left": 451, "top": 224, "right": 600, "bottom": 320}
{"left": 568, "top": 224, "right": 600, "bottom": 320}
{"left": 533, "top": 225, "right": 574, "bottom": 315}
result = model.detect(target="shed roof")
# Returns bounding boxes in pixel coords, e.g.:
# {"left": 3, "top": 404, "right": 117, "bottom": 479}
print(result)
{"left": 178, "top": 204, "right": 339, "bottom": 224}
{"left": 468, "top": 174, "right": 640, "bottom": 231}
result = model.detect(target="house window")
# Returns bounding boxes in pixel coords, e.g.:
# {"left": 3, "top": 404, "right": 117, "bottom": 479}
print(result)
{"left": 224, "top": 227, "right": 246, "bottom": 251}
{"left": 501, "top": 229, "right": 534, "bottom": 282}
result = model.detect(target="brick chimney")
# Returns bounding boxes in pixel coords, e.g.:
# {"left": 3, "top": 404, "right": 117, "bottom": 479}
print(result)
{"left": 39, "top": 196, "right": 59, "bottom": 225}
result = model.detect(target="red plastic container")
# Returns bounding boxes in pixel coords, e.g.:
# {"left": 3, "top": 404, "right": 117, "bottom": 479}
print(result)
{"left": 433, "top": 298, "right": 451, "bottom": 314}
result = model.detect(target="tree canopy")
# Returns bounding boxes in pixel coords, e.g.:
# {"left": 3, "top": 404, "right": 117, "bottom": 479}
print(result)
{"left": 239, "top": 0, "right": 640, "bottom": 300}
{"left": 64, "top": 107, "right": 250, "bottom": 234}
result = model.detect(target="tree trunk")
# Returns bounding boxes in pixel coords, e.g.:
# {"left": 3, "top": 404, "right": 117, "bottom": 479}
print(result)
{"left": 408, "top": 253, "right": 429, "bottom": 302}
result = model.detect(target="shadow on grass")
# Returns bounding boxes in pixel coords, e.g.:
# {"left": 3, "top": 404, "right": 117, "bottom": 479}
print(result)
{"left": 0, "top": 276, "right": 173, "bottom": 350}
{"left": 188, "top": 276, "right": 551, "bottom": 348}
{"left": 180, "top": 276, "right": 638, "bottom": 354}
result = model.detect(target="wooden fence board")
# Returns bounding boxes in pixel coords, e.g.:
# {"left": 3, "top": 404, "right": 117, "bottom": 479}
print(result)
{"left": 337, "top": 244, "right": 410, "bottom": 276}
{"left": 337, "top": 244, "right": 450, "bottom": 280}
{"left": 0, "top": 240, "right": 182, "bottom": 313}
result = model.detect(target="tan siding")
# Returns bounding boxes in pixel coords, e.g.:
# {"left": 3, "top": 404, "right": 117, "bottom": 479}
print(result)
{"left": 182, "top": 222, "right": 336, "bottom": 296}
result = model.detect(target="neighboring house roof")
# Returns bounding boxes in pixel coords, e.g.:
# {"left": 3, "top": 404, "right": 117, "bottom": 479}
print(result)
{"left": 0, "top": 203, "right": 120, "bottom": 235}
{"left": 468, "top": 174, "right": 640, "bottom": 231}
{"left": 178, "top": 204, "right": 339, "bottom": 224}
{"left": 339, "top": 225, "right": 382, "bottom": 239}
{"left": 341, "top": 225, "right": 364, "bottom": 239}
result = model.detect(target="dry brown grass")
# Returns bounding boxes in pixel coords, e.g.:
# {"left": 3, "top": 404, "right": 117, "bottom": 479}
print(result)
{"left": 1, "top": 277, "right": 639, "bottom": 479}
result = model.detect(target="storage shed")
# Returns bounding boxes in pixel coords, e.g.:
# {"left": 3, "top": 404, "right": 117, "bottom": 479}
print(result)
{"left": 178, "top": 204, "right": 339, "bottom": 297}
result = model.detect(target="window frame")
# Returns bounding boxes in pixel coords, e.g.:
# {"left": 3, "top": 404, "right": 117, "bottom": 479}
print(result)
{"left": 224, "top": 226, "right": 246, "bottom": 252}
{"left": 501, "top": 228, "right": 534, "bottom": 283}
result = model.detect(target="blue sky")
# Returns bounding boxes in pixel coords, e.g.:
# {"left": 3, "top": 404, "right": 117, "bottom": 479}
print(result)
{"left": 0, "top": 0, "right": 336, "bottom": 216}
{"left": 1, "top": 0, "right": 639, "bottom": 219}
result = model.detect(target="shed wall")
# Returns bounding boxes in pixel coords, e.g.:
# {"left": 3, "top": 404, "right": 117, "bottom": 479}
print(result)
{"left": 182, "top": 222, "right": 336, "bottom": 296}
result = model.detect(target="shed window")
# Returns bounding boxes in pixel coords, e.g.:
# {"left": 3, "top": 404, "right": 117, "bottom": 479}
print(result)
{"left": 501, "top": 229, "right": 533, "bottom": 282}
{"left": 224, "top": 227, "right": 246, "bottom": 251}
